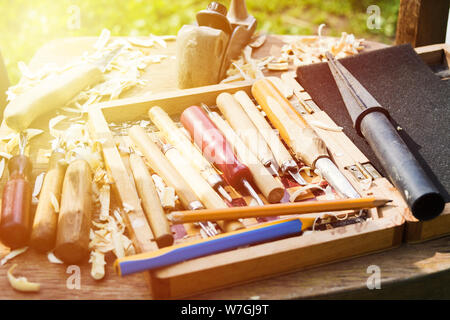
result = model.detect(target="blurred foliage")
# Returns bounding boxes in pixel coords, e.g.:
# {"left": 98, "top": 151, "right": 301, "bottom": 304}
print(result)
{"left": 0, "top": 0, "right": 399, "bottom": 84}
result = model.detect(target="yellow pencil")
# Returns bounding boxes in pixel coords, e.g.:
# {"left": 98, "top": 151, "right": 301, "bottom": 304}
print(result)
{"left": 169, "top": 197, "right": 391, "bottom": 223}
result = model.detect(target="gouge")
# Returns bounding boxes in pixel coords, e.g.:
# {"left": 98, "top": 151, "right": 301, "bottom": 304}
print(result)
{"left": 148, "top": 106, "right": 232, "bottom": 202}
{"left": 202, "top": 106, "right": 285, "bottom": 204}
{"left": 115, "top": 217, "right": 314, "bottom": 276}
{"left": 54, "top": 159, "right": 93, "bottom": 264}
{"left": 158, "top": 138, "right": 244, "bottom": 233}
{"left": 128, "top": 125, "right": 203, "bottom": 211}
{"left": 4, "top": 46, "right": 122, "bottom": 131}
{"left": 129, "top": 151, "right": 174, "bottom": 248}
{"left": 0, "top": 133, "right": 32, "bottom": 249}
{"left": 216, "top": 92, "right": 279, "bottom": 176}
{"left": 233, "top": 90, "right": 307, "bottom": 185}
{"left": 252, "top": 78, "right": 360, "bottom": 199}
{"left": 30, "top": 143, "right": 67, "bottom": 252}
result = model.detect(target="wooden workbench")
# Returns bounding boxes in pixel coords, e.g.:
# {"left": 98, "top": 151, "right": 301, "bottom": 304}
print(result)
{"left": 0, "top": 35, "right": 449, "bottom": 300}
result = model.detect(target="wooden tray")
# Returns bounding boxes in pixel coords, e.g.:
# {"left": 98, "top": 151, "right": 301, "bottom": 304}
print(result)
{"left": 89, "top": 80, "right": 405, "bottom": 299}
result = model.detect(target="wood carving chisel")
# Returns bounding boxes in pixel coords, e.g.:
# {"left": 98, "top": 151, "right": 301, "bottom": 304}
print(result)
{"left": 325, "top": 52, "right": 445, "bottom": 220}
{"left": 114, "top": 217, "right": 314, "bottom": 276}
{"left": 216, "top": 92, "right": 279, "bottom": 176}
{"left": 4, "top": 45, "right": 123, "bottom": 131}
{"left": 156, "top": 137, "right": 244, "bottom": 233}
{"left": 180, "top": 105, "right": 269, "bottom": 205}
{"left": 54, "top": 159, "right": 93, "bottom": 264}
{"left": 232, "top": 91, "right": 307, "bottom": 185}
{"left": 147, "top": 106, "right": 233, "bottom": 202}
{"left": 128, "top": 151, "right": 174, "bottom": 248}
{"left": 128, "top": 125, "right": 204, "bottom": 211}
{"left": 0, "top": 133, "right": 32, "bottom": 248}
{"left": 252, "top": 78, "right": 360, "bottom": 199}
{"left": 30, "top": 140, "right": 67, "bottom": 252}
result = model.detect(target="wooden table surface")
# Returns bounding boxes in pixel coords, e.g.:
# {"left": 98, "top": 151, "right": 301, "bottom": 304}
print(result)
{"left": 0, "top": 34, "right": 449, "bottom": 300}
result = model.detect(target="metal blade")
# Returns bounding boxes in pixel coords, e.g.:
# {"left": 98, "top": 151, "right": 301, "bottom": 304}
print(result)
{"left": 242, "top": 179, "right": 264, "bottom": 206}
{"left": 96, "top": 45, "right": 125, "bottom": 71}
{"left": 288, "top": 169, "right": 307, "bottom": 186}
{"left": 315, "top": 157, "right": 360, "bottom": 199}
{"left": 217, "top": 185, "right": 233, "bottom": 202}
{"left": 325, "top": 52, "right": 381, "bottom": 110}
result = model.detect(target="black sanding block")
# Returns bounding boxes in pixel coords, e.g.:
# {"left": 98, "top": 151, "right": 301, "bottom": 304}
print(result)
{"left": 296, "top": 44, "right": 450, "bottom": 202}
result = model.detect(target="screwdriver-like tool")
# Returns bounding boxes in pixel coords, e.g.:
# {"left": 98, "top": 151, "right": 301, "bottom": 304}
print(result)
{"left": 216, "top": 93, "right": 279, "bottom": 176}
{"left": 232, "top": 91, "right": 308, "bottom": 185}
{"left": 155, "top": 136, "right": 244, "bottom": 233}
{"left": 0, "top": 133, "right": 32, "bottom": 249}
{"left": 325, "top": 52, "right": 445, "bottom": 220}
{"left": 147, "top": 106, "right": 233, "bottom": 202}
{"left": 252, "top": 78, "right": 360, "bottom": 199}
{"left": 180, "top": 105, "right": 279, "bottom": 205}
{"left": 30, "top": 138, "right": 67, "bottom": 252}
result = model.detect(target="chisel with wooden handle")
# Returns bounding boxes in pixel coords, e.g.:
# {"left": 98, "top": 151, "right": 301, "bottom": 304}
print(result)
{"left": 158, "top": 138, "right": 244, "bottom": 233}
{"left": 128, "top": 125, "right": 203, "bottom": 211}
{"left": 3, "top": 46, "right": 122, "bottom": 131}
{"left": 30, "top": 148, "right": 67, "bottom": 252}
{"left": 0, "top": 134, "right": 32, "bottom": 249}
{"left": 128, "top": 152, "right": 174, "bottom": 248}
{"left": 180, "top": 105, "right": 266, "bottom": 205}
{"left": 202, "top": 107, "right": 285, "bottom": 204}
{"left": 54, "top": 159, "right": 93, "bottom": 264}
{"left": 216, "top": 92, "right": 279, "bottom": 175}
{"left": 233, "top": 90, "right": 307, "bottom": 185}
{"left": 148, "top": 106, "right": 232, "bottom": 202}
{"left": 115, "top": 217, "right": 314, "bottom": 276}
{"left": 252, "top": 78, "right": 360, "bottom": 199}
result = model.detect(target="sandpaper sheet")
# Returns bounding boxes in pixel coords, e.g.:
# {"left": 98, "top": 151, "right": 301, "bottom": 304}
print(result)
{"left": 296, "top": 44, "right": 450, "bottom": 201}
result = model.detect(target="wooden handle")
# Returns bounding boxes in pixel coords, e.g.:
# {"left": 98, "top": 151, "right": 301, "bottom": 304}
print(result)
{"left": 164, "top": 146, "right": 244, "bottom": 233}
{"left": 30, "top": 151, "right": 67, "bottom": 252}
{"left": 0, "top": 156, "right": 33, "bottom": 249}
{"left": 129, "top": 125, "right": 202, "bottom": 210}
{"left": 210, "top": 112, "right": 285, "bottom": 203}
{"left": 233, "top": 90, "right": 294, "bottom": 169}
{"left": 4, "top": 64, "right": 103, "bottom": 131}
{"left": 129, "top": 153, "right": 174, "bottom": 248}
{"left": 252, "top": 78, "right": 328, "bottom": 167}
{"left": 216, "top": 92, "right": 276, "bottom": 167}
{"left": 55, "top": 159, "right": 93, "bottom": 264}
{"left": 148, "top": 106, "right": 219, "bottom": 184}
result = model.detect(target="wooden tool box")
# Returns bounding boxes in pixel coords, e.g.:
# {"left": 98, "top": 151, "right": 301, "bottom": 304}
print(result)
{"left": 89, "top": 81, "right": 405, "bottom": 298}
{"left": 0, "top": 35, "right": 447, "bottom": 299}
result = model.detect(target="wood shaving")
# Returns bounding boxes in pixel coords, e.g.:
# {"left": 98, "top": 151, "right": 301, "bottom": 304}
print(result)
{"left": 0, "top": 151, "right": 12, "bottom": 160}
{"left": 267, "top": 62, "right": 289, "bottom": 71}
{"left": 7, "top": 264, "right": 41, "bottom": 292}
{"left": 47, "top": 252, "right": 64, "bottom": 264}
{"left": 289, "top": 185, "right": 326, "bottom": 202}
{"left": 89, "top": 250, "right": 106, "bottom": 280}
{"left": 1, "top": 247, "right": 28, "bottom": 266}
{"left": 32, "top": 172, "right": 46, "bottom": 198}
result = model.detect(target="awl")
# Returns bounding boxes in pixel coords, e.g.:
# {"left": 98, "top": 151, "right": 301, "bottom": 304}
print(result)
{"left": 325, "top": 52, "right": 445, "bottom": 220}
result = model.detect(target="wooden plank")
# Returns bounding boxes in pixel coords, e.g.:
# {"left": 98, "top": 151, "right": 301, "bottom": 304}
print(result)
{"left": 87, "top": 108, "right": 158, "bottom": 254}
{"left": 99, "top": 81, "right": 253, "bottom": 123}
{"left": 396, "top": 0, "right": 449, "bottom": 47}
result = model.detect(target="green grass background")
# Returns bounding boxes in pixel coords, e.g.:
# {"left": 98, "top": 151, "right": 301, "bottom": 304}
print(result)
{"left": 0, "top": 0, "right": 399, "bottom": 85}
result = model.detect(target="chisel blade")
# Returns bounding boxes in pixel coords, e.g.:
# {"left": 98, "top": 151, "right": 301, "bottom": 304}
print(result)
{"left": 325, "top": 52, "right": 381, "bottom": 110}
